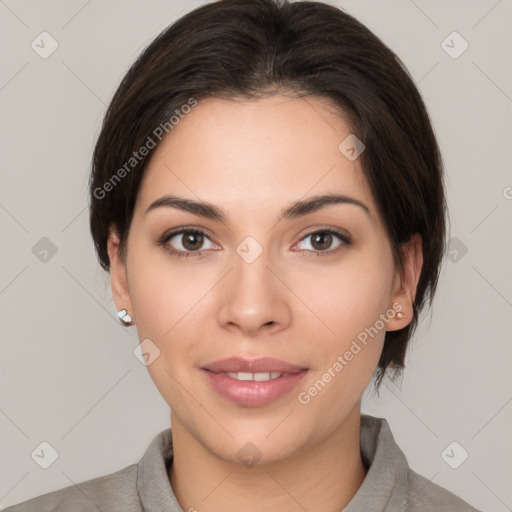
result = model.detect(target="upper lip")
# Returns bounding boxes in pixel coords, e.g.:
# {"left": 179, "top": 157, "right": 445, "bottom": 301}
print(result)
{"left": 202, "top": 357, "right": 307, "bottom": 374}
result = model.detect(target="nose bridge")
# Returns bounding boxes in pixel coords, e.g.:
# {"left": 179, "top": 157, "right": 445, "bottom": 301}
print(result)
{"left": 233, "top": 240, "right": 273, "bottom": 299}
{"left": 217, "top": 235, "right": 291, "bottom": 334}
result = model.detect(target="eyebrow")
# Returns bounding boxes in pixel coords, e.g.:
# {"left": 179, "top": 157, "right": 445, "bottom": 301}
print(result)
{"left": 145, "top": 193, "right": 371, "bottom": 223}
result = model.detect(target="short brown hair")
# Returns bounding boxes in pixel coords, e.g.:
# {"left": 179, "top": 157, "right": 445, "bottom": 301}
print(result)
{"left": 89, "top": 0, "right": 447, "bottom": 389}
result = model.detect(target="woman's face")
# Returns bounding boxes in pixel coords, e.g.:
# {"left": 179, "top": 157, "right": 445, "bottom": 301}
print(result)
{"left": 109, "top": 94, "right": 419, "bottom": 464}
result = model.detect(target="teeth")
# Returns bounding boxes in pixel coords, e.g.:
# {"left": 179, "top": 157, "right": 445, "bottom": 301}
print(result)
{"left": 224, "top": 372, "right": 283, "bottom": 381}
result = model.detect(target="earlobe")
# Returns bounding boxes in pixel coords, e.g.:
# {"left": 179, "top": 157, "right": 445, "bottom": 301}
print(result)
{"left": 106, "top": 224, "right": 134, "bottom": 325}
{"left": 387, "top": 233, "right": 423, "bottom": 331}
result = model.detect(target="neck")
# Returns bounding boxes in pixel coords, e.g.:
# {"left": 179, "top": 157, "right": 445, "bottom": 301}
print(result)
{"left": 168, "top": 405, "right": 367, "bottom": 512}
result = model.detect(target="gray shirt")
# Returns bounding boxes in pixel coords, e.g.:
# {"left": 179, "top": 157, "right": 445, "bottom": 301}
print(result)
{"left": 4, "top": 414, "right": 481, "bottom": 511}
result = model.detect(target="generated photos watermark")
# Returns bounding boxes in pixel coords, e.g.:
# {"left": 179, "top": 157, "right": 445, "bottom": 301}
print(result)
{"left": 93, "top": 97, "right": 198, "bottom": 200}
{"left": 297, "top": 302, "right": 403, "bottom": 405}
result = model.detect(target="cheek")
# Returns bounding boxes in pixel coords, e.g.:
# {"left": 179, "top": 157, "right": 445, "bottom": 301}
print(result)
{"left": 299, "top": 251, "right": 395, "bottom": 338}
{"left": 295, "top": 248, "right": 395, "bottom": 393}
{"left": 125, "top": 246, "right": 201, "bottom": 406}
{"left": 125, "top": 236, "right": 204, "bottom": 339}
{"left": 296, "top": 264, "right": 392, "bottom": 411}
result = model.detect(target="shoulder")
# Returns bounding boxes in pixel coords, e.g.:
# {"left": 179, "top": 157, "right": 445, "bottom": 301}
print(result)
{"left": 2, "top": 464, "right": 141, "bottom": 512}
{"left": 358, "top": 414, "right": 483, "bottom": 511}
{"left": 406, "top": 467, "right": 481, "bottom": 511}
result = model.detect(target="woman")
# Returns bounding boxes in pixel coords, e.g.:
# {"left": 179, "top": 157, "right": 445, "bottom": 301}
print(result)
{"left": 5, "top": 0, "right": 482, "bottom": 510}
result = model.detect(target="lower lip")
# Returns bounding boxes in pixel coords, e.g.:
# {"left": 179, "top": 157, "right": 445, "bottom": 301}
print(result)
{"left": 202, "top": 369, "right": 308, "bottom": 407}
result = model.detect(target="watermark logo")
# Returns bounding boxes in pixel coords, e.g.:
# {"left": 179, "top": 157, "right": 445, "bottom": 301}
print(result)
{"left": 441, "top": 441, "right": 469, "bottom": 469}
{"left": 31, "top": 441, "right": 59, "bottom": 469}
{"left": 236, "top": 236, "right": 264, "bottom": 264}
{"left": 237, "top": 441, "right": 262, "bottom": 467}
{"left": 447, "top": 237, "right": 468, "bottom": 263}
{"left": 133, "top": 338, "right": 161, "bottom": 366}
{"left": 32, "top": 237, "right": 58, "bottom": 263}
{"left": 441, "top": 31, "right": 469, "bottom": 59}
{"left": 338, "top": 134, "right": 365, "bottom": 161}
{"left": 31, "top": 31, "right": 59, "bottom": 59}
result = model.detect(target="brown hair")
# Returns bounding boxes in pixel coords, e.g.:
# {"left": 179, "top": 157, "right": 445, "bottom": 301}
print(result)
{"left": 89, "top": 0, "right": 447, "bottom": 389}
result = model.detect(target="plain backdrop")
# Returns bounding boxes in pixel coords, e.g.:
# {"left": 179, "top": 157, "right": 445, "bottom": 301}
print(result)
{"left": 1, "top": 1, "right": 511, "bottom": 510}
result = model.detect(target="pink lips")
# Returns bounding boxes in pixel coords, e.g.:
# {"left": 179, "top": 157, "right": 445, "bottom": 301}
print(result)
{"left": 201, "top": 357, "right": 308, "bottom": 407}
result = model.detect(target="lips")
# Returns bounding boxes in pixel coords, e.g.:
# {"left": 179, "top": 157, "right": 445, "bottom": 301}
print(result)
{"left": 201, "top": 357, "right": 308, "bottom": 407}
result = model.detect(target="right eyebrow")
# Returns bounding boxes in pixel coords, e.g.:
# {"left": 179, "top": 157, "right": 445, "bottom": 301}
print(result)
{"left": 145, "top": 195, "right": 226, "bottom": 221}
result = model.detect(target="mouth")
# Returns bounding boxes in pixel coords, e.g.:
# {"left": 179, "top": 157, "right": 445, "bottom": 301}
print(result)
{"left": 201, "top": 357, "right": 309, "bottom": 407}
{"left": 215, "top": 371, "right": 288, "bottom": 382}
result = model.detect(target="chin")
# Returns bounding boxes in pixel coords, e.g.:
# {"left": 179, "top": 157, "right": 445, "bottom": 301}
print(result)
{"left": 199, "top": 420, "right": 313, "bottom": 468}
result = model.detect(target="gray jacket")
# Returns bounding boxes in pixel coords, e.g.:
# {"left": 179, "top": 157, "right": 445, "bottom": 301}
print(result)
{"left": 3, "top": 414, "right": 481, "bottom": 511}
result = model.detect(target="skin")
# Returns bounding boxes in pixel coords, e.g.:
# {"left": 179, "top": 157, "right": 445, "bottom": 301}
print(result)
{"left": 107, "top": 93, "right": 423, "bottom": 512}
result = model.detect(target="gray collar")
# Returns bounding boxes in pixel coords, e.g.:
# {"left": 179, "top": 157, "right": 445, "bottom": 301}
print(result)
{"left": 136, "top": 414, "right": 409, "bottom": 512}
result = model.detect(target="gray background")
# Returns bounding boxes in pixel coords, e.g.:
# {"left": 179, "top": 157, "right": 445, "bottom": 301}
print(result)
{"left": 1, "top": 0, "right": 511, "bottom": 510}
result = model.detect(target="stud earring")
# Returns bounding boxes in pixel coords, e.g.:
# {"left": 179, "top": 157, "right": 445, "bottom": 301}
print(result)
{"left": 396, "top": 311, "right": 405, "bottom": 319}
{"left": 117, "top": 309, "right": 134, "bottom": 326}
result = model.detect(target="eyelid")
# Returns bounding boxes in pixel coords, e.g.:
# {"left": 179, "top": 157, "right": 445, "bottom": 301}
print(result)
{"left": 296, "top": 225, "right": 351, "bottom": 244}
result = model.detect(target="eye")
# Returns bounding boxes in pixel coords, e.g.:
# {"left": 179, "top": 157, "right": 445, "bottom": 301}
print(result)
{"left": 294, "top": 229, "right": 351, "bottom": 255}
{"left": 158, "top": 228, "right": 217, "bottom": 258}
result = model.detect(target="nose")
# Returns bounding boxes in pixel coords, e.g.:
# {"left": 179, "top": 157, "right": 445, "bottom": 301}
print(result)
{"left": 217, "top": 247, "right": 292, "bottom": 337}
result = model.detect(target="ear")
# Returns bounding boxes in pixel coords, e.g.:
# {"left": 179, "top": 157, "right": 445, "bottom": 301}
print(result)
{"left": 106, "top": 223, "right": 133, "bottom": 319}
{"left": 386, "top": 233, "right": 423, "bottom": 331}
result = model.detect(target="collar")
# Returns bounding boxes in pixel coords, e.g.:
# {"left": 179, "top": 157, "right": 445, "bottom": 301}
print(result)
{"left": 136, "top": 414, "right": 409, "bottom": 512}
{"left": 343, "top": 414, "right": 409, "bottom": 511}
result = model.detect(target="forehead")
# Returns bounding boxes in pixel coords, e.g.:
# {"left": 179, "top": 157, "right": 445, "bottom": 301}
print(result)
{"left": 136, "top": 94, "right": 376, "bottom": 222}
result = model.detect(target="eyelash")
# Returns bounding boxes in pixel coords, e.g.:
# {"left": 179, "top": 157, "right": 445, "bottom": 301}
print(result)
{"left": 156, "top": 227, "right": 351, "bottom": 259}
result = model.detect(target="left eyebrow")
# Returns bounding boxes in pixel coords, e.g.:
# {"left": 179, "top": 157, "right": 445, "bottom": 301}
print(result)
{"left": 280, "top": 194, "right": 371, "bottom": 221}
{"left": 145, "top": 193, "right": 371, "bottom": 223}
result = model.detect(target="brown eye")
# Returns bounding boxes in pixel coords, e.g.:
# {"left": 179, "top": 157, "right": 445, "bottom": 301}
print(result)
{"left": 161, "top": 229, "right": 216, "bottom": 256}
{"left": 180, "top": 231, "right": 204, "bottom": 251}
{"left": 310, "top": 232, "right": 333, "bottom": 251}
{"left": 295, "top": 229, "right": 350, "bottom": 255}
